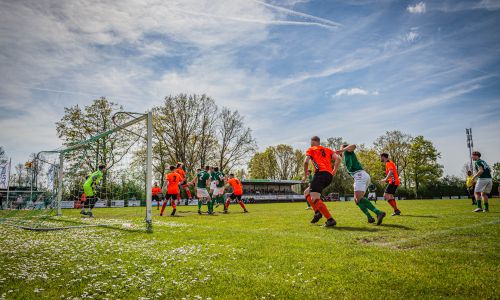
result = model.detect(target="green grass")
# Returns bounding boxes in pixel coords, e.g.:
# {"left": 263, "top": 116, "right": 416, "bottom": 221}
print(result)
{"left": 1, "top": 199, "right": 499, "bottom": 299}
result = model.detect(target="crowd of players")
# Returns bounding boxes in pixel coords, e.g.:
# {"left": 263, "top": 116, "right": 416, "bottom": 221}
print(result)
{"left": 78, "top": 136, "right": 493, "bottom": 225}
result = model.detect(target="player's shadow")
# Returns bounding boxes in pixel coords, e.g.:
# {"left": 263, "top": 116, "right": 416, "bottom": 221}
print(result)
{"left": 400, "top": 214, "right": 438, "bottom": 219}
{"left": 329, "top": 226, "right": 380, "bottom": 232}
{"left": 379, "top": 224, "right": 414, "bottom": 230}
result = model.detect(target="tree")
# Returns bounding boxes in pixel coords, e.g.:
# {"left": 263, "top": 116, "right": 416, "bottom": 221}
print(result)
{"left": 492, "top": 162, "right": 500, "bottom": 182}
{"left": 406, "top": 136, "right": 443, "bottom": 197}
{"left": 216, "top": 108, "right": 257, "bottom": 172}
{"left": 248, "top": 145, "right": 304, "bottom": 180}
{"left": 56, "top": 98, "right": 133, "bottom": 195}
{"left": 356, "top": 144, "right": 385, "bottom": 182}
{"left": 374, "top": 131, "right": 412, "bottom": 188}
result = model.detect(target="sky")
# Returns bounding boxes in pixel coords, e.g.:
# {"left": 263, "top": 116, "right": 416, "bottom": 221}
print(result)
{"left": 0, "top": 0, "right": 499, "bottom": 176}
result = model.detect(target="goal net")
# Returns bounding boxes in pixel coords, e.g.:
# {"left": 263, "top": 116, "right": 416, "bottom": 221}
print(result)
{"left": 0, "top": 112, "right": 153, "bottom": 232}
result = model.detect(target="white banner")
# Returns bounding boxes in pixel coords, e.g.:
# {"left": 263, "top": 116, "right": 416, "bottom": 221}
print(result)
{"left": 0, "top": 160, "right": 11, "bottom": 189}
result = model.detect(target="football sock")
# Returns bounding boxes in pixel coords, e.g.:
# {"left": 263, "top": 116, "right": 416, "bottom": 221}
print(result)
{"left": 198, "top": 199, "right": 203, "bottom": 210}
{"left": 239, "top": 201, "right": 246, "bottom": 210}
{"left": 160, "top": 201, "right": 167, "bottom": 215}
{"left": 357, "top": 201, "right": 372, "bottom": 218}
{"left": 306, "top": 195, "right": 316, "bottom": 211}
{"left": 484, "top": 202, "right": 489, "bottom": 210}
{"left": 225, "top": 199, "right": 230, "bottom": 210}
{"left": 477, "top": 199, "right": 482, "bottom": 209}
{"left": 361, "top": 197, "right": 381, "bottom": 214}
{"left": 315, "top": 200, "right": 332, "bottom": 219}
{"left": 388, "top": 199, "right": 398, "bottom": 211}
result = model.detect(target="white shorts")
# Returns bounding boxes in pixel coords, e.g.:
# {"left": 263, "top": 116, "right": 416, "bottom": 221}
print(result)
{"left": 213, "top": 186, "right": 225, "bottom": 196}
{"left": 474, "top": 178, "right": 492, "bottom": 193}
{"left": 353, "top": 170, "right": 370, "bottom": 192}
{"left": 196, "top": 188, "right": 210, "bottom": 198}
{"left": 210, "top": 181, "right": 217, "bottom": 191}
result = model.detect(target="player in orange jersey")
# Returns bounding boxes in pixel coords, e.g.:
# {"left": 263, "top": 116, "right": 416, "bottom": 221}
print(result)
{"left": 161, "top": 166, "right": 182, "bottom": 216}
{"left": 303, "top": 136, "right": 341, "bottom": 227}
{"left": 224, "top": 174, "right": 248, "bottom": 214}
{"left": 175, "top": 162, "right": 193, "bottom": 205}
{"left": 379, "top": 153, "right": 402, "bottom": 216}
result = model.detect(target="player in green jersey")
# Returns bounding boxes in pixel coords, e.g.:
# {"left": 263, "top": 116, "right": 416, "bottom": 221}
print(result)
{"left": 337, "top": 144, "right": 386, "bottom": 225}
{"left": 471, "top": 151, "right": 492, "bottom": 212}
{"left": 212, "top": 167, "right": 226, "bottom": 208}
{"left": 190, "top": 166, "right": 212, "bottom": 214}
{"left": 81, "top": 164, "right": 106, "bottom": 217}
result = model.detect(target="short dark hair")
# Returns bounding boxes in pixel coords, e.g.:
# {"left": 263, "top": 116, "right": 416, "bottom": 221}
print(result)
{"left": 342, "top": 144, "right": 349, "bottom": 148}
{"left": 98, "top": 164, "right": 106, "bottom": 170}
{"left": 205, "top": 165, "right": 210, "bottom": 171}
{"left": 214, "top": 167, "right": 219, "bottom": 172}
{"left": 311, "top": 136, "right": 320, "bottom": 142}
{"left": 380, "top": 153, "right": 389, "bottom": 158}
{"left": 169, "top": 165, "right": 175, "bottom": 171}
{"left": 176, "top": 162, "right": 183, "bottom": 168}
{"left": 229, "top": 173, "right": 235, "bottom": 177}
{"left": 472, "top": 151, "right": 481, "bottom": 157}
{"left": 196, "top": 168, "right": 201, "bottom": 172}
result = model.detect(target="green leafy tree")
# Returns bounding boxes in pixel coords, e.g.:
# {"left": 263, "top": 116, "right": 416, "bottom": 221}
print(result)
{"left": 407, "top": 136, "right": 443, "bottom": 198}
{"left": 374, "top": 130, "right": 412, "bottom": 188}
{"left": 492, "top": 162, "right": 500, "bottom": 181}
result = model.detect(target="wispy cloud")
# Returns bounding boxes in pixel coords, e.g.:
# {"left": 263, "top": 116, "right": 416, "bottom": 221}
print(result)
{"left": 407, "top": 2, "right": 426, "bottom": 14}
{"left": 334, "top": 87, "right": 377, "bottom": 96}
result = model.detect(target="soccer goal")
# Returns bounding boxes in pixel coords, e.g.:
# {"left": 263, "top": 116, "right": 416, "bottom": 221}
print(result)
{"left": 0, "top": 112, "right": 153, "bottom": 232}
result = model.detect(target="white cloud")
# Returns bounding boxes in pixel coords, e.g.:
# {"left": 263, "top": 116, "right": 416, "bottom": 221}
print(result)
{"left": 405, "top": 31, "right": 419, "bottom": 42}
{"left": 407, "top": 2, "right": 426, "bottom": 14}
{"left": 335, "top": 87, "right": 370, "bottom": 96}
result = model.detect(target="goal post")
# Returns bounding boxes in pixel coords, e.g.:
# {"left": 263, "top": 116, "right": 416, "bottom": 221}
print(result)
{"left": 4, "top": 111, "right": 154, "bottom": 232}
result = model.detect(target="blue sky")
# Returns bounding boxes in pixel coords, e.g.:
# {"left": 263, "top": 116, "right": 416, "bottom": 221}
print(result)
{"left": 0, "top": 0, "right": 499, "bottom": 176}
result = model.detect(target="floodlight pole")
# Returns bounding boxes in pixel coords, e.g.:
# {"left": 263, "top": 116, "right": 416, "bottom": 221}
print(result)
{"left": 57, "top": 153, "right": 64, "bottom": 216}
{"left": 466, "top": 128, "right": 473, "bottom": 171}
{"left": 145, "top": 111, "right": 153, "bottom": 233}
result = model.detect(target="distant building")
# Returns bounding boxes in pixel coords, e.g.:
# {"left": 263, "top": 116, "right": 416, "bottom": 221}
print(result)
{"left": 240, "top": 179, "right": 304, "bottom": 203}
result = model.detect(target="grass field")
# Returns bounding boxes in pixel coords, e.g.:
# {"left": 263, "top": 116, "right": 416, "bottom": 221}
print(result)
{"left": 1, "top": 199, "right": 499, "bottom": 299}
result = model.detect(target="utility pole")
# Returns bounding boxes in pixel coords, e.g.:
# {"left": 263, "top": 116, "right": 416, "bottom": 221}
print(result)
{"left": 466, "top": 128, "right": 473, "bottom": 171}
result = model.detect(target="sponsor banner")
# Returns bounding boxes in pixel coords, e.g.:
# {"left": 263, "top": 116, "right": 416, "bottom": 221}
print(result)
{"left": 128, "top": 200, "right": 141, "bottom": 207}
{"left": 451, "top": 196, "right": 459, "bottom": 199}
{"left": 0, "top": 161, "right": 10, "bottom": 190}
{"left": 60, "top": 201, "right": 75, "bottom": 209}
{"left": 111, "top": 200, "right": 124, "bottom": 207}
{"left": 94, "top": 200, "right": 107, "bottom": 208}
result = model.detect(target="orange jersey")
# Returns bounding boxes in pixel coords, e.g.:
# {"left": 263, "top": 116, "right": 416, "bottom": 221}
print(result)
{"left": 175, "top": 168, "right": 186, "bottom": 181}
{"left": 166, "top": 172, "right": 182, "bottom": 194}
{"left": 385, "top": 160, "right": 400, "bottom": 186}
{"left": 228, "top": 178, "right": 243, "bottom": 195}
{"left": 152, "top": 186, "right": 162, "bottom": 196}
{"left": 306, "top": 146, "right": 335, "bottom": 175}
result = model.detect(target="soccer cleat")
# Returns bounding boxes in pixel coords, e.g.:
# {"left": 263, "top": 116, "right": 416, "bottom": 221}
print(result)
{"left": 473, "top": 208, "right": 483, "bottom": 213}
{"left": 367, "top": 217, "right": 375, "bottom": 224}
{"left": 198, "top": 210, "right": 202, "bottom": 215}
{"left": 243, "top": 209, "right": 248, "bottom": 213}
{"left": 483, "top": 209, "right": 489, "bottom": 213}
{"left": 391, "top": 209, "right": 401, "bottom": 216}
{"left": 87, "top": 211, "right": 93, "bottom": 218}
{"left": 324, "top": 218, "right": 337, "bottom": 227}
{"left": 80, "top": 211, "right": 87, "bottom": 216}
{"left": 310, "top": 211, "right": 323, "bottom": 224}
{"left": 376, "top": 212, "right": 386, "bottom": 225}
{"left": 223, "top": 209, "right": 228, "bottom": 214}
{"left": 170, "top": 209, "right": 176, "bottom": 216}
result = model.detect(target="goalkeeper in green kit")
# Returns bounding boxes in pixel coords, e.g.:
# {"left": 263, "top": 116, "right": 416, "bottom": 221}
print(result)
{"left": 81, "top": 164, "right": 106, "bottom": 217}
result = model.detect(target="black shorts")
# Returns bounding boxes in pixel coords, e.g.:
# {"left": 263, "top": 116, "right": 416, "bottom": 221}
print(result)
{"left": 165, "top": 193, "right": 177, "bottom": 200}
{"left": 152, "top": 195, "right": 161, "bottom": 201}
{"left": 230, "top": 194, "right": 242, "bottom": 201}
{"left": 310, "top": 171, "right": 333, "bottom": 193}
{"left": 385, "top": 184, "right": 398, "bottom": 195}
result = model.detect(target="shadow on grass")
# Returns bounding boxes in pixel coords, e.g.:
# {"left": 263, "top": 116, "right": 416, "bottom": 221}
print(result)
{"left": 400, "top": 214, "right": 438, "bottom": 218}
{"left": 328, "top": 226, "right": 380, "bottom": 232}
{"left": 379, "top": 224, "right": 414, "bottom": 230}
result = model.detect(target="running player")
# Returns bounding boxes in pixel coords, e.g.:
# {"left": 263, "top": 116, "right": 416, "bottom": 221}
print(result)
{"left": 80, "top": 164, "right": 106, "bottom": 217}
{"left": 175, "top": 162, "right": 193, "bottom": 205}
{"left": 209, "top": 166, "right": 217, "bottom": 196}
{"left": 224, "top": 174, "right": 248, "bottom": 213}
{"left": 303, "top": 136, "right": 341, "bottom": 227}
{"left": 152, "top": 182, "right": 162, "bottom": 210}
{"left": 212, "top": 167, "right": 226, "bottom": 208}
{"left": 337, "top": 144, "right": 386, "bottom": 225}
{"left": 190, "top": 166, "right": 212, "bottom": 214}
{"left": 471, "top": 151, "right": 492, "bottom": 212}
{"left": 161, "top": 166, "right": 182, "bottom": 216}
{"left": 379, "top": 153, "right": 401, "bottom": 216}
